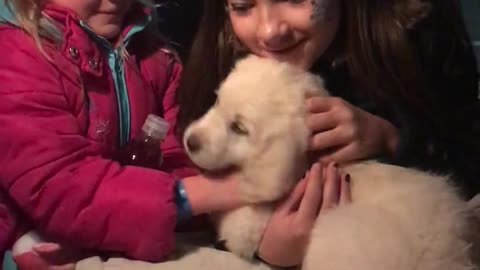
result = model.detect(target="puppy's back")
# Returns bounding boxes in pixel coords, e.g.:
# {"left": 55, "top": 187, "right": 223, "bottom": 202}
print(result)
{"left": 346, "top": 161, "right": 471, "bottom": 269}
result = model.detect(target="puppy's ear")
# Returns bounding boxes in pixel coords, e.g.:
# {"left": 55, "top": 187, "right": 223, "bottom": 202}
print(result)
{"left": 241, "top": 117, "right": 309, "bottom": 203}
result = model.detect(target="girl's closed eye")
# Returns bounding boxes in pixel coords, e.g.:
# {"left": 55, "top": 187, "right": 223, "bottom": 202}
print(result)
{"left": 228, "top": 0, "right": 307, "bottom": 15}
{"left": 282, "top": 0, "right": 307, "bottom": 5}
{"left": 228, "top": 1, "right": 255, "bottom": 15}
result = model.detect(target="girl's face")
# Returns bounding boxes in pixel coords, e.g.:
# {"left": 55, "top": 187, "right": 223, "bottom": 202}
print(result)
{"left": 47, "top": 0, "right": 135, "bottom": 39}
{"left": 227, "top": 0, "right": 341, "bottom": 69}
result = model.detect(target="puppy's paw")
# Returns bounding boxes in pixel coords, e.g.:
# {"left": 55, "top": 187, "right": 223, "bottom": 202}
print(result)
{"left": 223, "top": 236, "right": 259, "bottom": 259}
{"left": 216, "top": 206, "right": 272, "bottom": 259}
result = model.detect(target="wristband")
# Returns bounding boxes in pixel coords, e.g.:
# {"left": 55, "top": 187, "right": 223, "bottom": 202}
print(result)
{"left": 174, "top": 180, "right": 192, "bottom": 224}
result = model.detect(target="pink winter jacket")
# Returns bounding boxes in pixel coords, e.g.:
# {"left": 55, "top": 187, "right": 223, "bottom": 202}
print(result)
{"left": 0, "top": 4, "right": 196, "bottom": 262}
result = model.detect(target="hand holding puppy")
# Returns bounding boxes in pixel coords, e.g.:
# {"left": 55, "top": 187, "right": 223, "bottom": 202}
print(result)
{"left": 182, "top": 173, "right": 243, "bottom": 216}
{"left": 257, "top": 162, "right": 351, "bottom": 267}
{"left": 306, "top": 97, "right": 399, "bottom": 163}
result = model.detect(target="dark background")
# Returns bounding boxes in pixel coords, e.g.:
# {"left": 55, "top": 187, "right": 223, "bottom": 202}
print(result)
{"left": 461, "top": 1, "right": 480, "bottom": 73}
{"left": 157, "top": 0, "right": 202, "bottom": 61}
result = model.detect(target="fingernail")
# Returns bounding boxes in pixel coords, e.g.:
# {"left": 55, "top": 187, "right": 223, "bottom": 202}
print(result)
{"left": 33, "top": 243, "right": 59, "bottom": 253}
{"left": 345, "top": 174, "right": 351, "bottom": 183}
{"left": 306, "top": 99, "right": 312, "bottom": 109}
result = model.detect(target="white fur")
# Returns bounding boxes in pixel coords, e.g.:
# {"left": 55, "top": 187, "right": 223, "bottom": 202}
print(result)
{"left": 184, "top": 55, "right": 478, "bottom": 269}
{"left": 11, "top": 231, "right": 44, "bottom": 256}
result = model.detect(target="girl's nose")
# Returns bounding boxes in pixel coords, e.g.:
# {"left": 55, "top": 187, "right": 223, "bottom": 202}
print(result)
{"left": 256, "top": 8, "right": 292, "bottom": 50}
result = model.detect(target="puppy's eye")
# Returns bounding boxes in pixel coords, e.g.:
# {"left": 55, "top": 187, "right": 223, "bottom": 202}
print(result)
{"left": 230, "top": 121, "right": 249, "bottom": 135}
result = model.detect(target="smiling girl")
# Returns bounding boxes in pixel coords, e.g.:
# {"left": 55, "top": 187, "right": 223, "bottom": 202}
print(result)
{"left": 176, "top": 0, "right": 480, "bottom": 266}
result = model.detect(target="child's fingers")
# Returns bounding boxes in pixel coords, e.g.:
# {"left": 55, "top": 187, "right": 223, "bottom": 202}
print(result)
{"left": 320, "top": 162, "right": 341, "bottom": 212}
{"left": 33, "top": 243, "right": 82, "bottom": 265}
{"left": 340, "top": 173, "right": 352, "bottom": 205}
{"left": 278, "top": 178, "right": 308, "bottom": 213}
{"left": 33, "top": 243, "right": 62, "bottom": 254}
{"left": 33, "top": 243, "right": 68, "bottom": 263}
{"left": 298, "top": 163, "right": 324, "bottom": 222}
{"left": 306, "top": 97, "right": 332, "bottom": 113}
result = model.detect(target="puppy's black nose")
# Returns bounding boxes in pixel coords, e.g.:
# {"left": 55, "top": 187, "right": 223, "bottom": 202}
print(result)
{"left": 186, "top": 134, "right": 202, "bottom": 153}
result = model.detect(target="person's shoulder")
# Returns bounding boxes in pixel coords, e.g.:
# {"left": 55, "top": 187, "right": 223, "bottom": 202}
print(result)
{"left": 127, "top": 28, "right": 182, "bottom": 94}
{"left": 0, "top": 24, "right": 62, "bottom": 95}
{"left": 0, "top": 24, "right": 52, "bottom": 64}
{"left": 0, "top": 23, "right": 37, "bottom": 49}
{"left": 131, "top": 21, "right": 181, "bottom": 60}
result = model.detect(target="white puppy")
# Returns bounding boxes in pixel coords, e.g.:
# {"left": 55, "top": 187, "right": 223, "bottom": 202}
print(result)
{"left": 184, "top": 55, "right": 477, "bottom": 270}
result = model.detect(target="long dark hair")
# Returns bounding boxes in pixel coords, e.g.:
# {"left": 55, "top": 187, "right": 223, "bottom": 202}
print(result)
{"left": 175, "top": 0, "right": 478, "bottom": 138}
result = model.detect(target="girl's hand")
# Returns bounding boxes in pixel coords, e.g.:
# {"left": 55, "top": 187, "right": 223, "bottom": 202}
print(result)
{"left": 306, "top": 97, "right": 399, "bottom": 163}
{"left": 14, "top": 242, "right": 85, "bottom": 270}
{"left": 182, "top": 172, "right": 243, "bottom": 216}
{"left": 257, "top": 162, "right": 351, "bottom": 267}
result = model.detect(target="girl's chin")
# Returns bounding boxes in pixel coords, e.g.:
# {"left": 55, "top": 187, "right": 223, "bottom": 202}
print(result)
{"left": 266, "top": 55, "right": 312, "bottom": 70}
{"left": 94, "top": 24, "right": 122, "bottom": 40}
{"left": 84, "top": 17, "right": 124, "bottom": 40}
{"left": 258, "top": 50, "right": 313, "bottom": 70}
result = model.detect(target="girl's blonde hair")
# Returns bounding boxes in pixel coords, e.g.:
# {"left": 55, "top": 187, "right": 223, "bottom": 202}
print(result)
{"left": 5, "top": 0, "right": 61, "bottom": 55}
{"left": 5, "top": 0, "right": 155, "bottom": 57}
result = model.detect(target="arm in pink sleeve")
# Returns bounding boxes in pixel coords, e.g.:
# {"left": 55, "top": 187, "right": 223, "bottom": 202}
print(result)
{"left": 157, "top": 55, "right": 198, "bottom": 178}
{"left": 0, "top": 190, "right": 18, "bottom": 256}
{"left": 0, "top": 36, "right": 177, "bottom": 262}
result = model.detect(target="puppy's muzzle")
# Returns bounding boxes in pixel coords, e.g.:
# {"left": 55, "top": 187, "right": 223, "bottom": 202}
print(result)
{"left": 185, "top": 133, "right": 202, "bottom": 153}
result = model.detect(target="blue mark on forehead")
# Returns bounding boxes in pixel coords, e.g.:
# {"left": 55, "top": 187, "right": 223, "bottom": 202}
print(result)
{"left": 310, "top": 0, "right": 330, "bottom": 22}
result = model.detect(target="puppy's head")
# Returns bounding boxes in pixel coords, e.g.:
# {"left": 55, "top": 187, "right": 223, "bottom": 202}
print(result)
{"left": 184, "top": 55, "right": 328, "bottom": 201}
{"left": 183, "top": 103, "right": 253, "bottom": 171}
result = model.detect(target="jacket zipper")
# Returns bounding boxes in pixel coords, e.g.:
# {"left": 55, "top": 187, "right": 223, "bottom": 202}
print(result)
{"left": 108, "top": 49, "right": 130, "bottom": 147}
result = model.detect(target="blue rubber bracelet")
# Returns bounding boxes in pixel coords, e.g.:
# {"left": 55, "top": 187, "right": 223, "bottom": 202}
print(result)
{"left": 174, "top": 180, "right": 192, "bottom": 224}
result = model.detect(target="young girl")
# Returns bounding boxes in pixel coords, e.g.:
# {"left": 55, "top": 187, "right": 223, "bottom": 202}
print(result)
{"left": 176, "top": 0, "right": 480, "bottom": 266}
{"left": 0, "top": 0, "right": 348, "bottom": 269}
